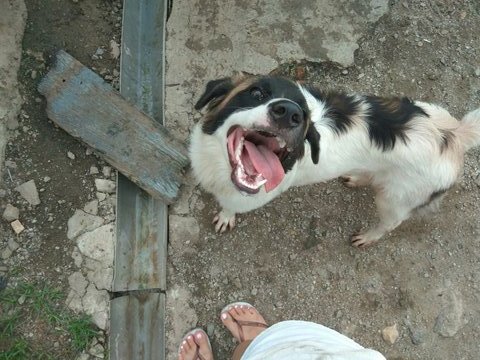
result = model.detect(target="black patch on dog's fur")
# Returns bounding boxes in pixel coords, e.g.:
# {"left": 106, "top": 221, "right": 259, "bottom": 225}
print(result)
{"left": 305, "top": 124, "right": 320, "bottom": 164}
{"left": 304, "top": 86, "right": 361, "bottom": 134}
{"left": 195, "top": 77, "right": 233, "bottom": 111}
{"left": 199, "top": 76, "right": 310, "bottom": 135}
{"left": 365, "top": 96, "right": 429, "bottom": 151}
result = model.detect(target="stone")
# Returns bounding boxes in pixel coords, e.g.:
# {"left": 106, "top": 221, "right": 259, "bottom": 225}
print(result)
{"left": 75, "top": 353, "right": 90, "bottom": 360}
{"left": 1, "top": 248, "right": 13, "bottom": 260}
{"left": 68, "top": 271, "right": 88, "bottom": 296}
{"left": 89, "top": 343, "right": 105, "bottom": 358}
{"left": 95, "top": 179, "right": 116, "bottom": 193}
{"left": 67, "top": 210, "right": 104, "bottom": 240}
{"left": 10, "top": 219, "right": 24, "bottom": 234}
{"left": 2, "top": 204, "right": 19, "bottom": 222}
{"left": 90, "top": 166, "right": 99, "bottom": 175}
{"left": 72, "top": 247, "right": 83, "bottom": 268}
{"left": 85, "top": 262, "right": 113, "bottom": 291}
{"left": 433, "top": 288, "right": 465, "bottom": 337}
{"left": 77, "top": 224, "right": 115, "bottom": 264}
{"left": 7, "top": 238, "right": 19, "bottom": 251}
{"left": 15, "top": 180, "right": 40, "bottom": 205}
{"left": 82, "top": 283, "right": 110, "bottom": 330}
{"left": 110, "top": 39, "right": 120, "bottom": 59}
{"left": 102, "top": 166, "right": 112, "bottom": 178}
{"left": 382, "top": 323, "right": 399, "bottom": 344}
{"left": 83, "top": 200, "right": 99, "bottom": 216}
{"left": 67, "top": 151, "right": 76, "bottom": 160}
{"left": 96, "top": 192, "right": 107, "bottom": 202}
{"left": 66, "top": 289, "right": 85, "bottom": 313}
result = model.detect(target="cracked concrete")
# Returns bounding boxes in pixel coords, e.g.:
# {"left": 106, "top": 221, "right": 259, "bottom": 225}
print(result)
{"left": 165, "top": 0, "right": 388, "bottom": 142}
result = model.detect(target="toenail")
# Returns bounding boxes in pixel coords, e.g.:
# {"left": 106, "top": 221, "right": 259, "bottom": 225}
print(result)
{"left": 196, "top": 333, "right": 202, "bottom": 339}
{"left": 221, "top": 313, "right": 227, "bottom": 320}
{"left": 182, "top": 340, "right": 186, "bottom": 345}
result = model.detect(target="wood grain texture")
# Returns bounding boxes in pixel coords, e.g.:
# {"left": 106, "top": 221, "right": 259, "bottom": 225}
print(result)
{"left": 110, "top": 293, "right": 165, "bottom": 360}
{"left": 38, "top": 50, "right": 189, "bottom": 204}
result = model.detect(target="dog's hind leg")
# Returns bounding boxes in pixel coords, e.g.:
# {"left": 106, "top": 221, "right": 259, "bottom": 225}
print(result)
{"left": 351, "top": 191, "right": 415, "bottom": 248}
{"left": 340, "top": 173, "right": 372, "bottom": 188}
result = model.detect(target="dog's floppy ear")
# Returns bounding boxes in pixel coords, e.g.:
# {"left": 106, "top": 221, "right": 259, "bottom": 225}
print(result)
{"left": 194, "top": 77, "right": 234, "bottom": 110}
{"left": 306, "top": 123, "right": 320, "bottom": 164}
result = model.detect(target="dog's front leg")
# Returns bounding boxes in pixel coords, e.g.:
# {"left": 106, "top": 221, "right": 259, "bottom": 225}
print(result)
{"left": 212, "top": 208, "right": 236, "bottom": 233}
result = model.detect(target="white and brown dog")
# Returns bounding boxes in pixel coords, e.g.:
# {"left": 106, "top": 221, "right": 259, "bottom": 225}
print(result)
{"left": 190, "top": 74, "right": 480, "bottom": 247}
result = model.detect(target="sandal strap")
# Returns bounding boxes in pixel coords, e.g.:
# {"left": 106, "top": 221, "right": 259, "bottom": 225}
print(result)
{"left": 233, "top": 319, "right": 268, "bottom": 342}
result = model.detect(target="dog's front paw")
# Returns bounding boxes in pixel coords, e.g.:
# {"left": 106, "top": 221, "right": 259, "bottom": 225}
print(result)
{"left": 351, "top": 232, "right": 378, "bottom": 249}
{"left": 213, "top": 210, "right": 236, "bottom": 233}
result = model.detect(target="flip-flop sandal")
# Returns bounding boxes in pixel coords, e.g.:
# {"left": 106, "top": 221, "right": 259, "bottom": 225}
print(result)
{"left": 221, "top": 302, "right": 268, "bottom": 342}
{"left": 178, "top": 328, "right": 212, "bottom": 360}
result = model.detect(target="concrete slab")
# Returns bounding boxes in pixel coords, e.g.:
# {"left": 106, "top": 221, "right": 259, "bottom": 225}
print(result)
{"left": 0, "top": 0, "right": 27, "bottom": 183}
{"left": 165, "top": 0, "right": 388, "bottom": 140}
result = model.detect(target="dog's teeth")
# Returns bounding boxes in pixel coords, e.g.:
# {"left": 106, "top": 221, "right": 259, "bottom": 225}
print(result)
{"left": 276, "top": 137, "right": 286, "bottom": 148}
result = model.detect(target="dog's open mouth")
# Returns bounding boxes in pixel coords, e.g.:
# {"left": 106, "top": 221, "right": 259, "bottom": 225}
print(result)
{"left": 227, "top": 126, "right": 289, "bottom": 194}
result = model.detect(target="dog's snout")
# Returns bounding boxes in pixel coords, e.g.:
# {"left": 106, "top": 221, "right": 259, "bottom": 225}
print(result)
{"left": 269, "top": 100, "right": 303, "bottom": 128}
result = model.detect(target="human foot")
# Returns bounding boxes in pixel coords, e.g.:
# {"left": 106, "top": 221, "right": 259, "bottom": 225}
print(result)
{"left": 220, "top": 302, "right": 268, "bottom": 343}
{"left": 178, "top": 329, "right": 213, "bottom": 360}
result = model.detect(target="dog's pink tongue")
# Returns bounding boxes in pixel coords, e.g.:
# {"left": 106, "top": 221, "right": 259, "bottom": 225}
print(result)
{"left": 243, "top": 141, "right": 285, "bottom": 192}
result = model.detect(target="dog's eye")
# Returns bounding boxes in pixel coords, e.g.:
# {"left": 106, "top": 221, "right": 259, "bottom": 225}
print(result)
{"left": 250, "top": 87, "right": 265, "bottom": 101}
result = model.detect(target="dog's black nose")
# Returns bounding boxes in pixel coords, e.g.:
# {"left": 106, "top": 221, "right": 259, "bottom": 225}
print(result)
{"left": 268, "top": 100, "right": 303, "bottom": 128}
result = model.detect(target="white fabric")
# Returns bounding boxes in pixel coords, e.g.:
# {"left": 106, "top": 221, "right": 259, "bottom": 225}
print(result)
{"left": 241, "top": 320, "right": 386, "bottom": 360}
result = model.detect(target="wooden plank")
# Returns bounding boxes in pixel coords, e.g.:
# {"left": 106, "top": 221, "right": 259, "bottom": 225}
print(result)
{"left": 110, "top": 293, "right": 165, "bottom": 359}
{"left": 111, "top": 1, "right": 169, "bottom": 360}
{"left": 114, "top": 0, "right": 169, "bottom": 293}
{"left": 38, "top": 50, "right": 189, "bottom": 204}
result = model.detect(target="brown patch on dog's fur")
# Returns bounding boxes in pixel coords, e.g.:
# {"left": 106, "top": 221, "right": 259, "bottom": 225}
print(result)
{"left": 379, "top": 97, "right": 403, "bottom": 113}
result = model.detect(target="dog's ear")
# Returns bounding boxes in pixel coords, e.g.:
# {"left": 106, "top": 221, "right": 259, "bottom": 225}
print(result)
{"left": 305, "top": 123, "right": 320, "bottom": 164}
{"left": 194, "top": 77, "right": 234, "bottom": 110}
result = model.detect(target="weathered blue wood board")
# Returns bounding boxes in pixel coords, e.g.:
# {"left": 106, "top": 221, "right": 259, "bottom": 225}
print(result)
{"left": 38, "top": 50, "right": 189, "bottom": 204}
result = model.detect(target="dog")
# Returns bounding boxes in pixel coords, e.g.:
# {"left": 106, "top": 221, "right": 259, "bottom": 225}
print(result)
{"left": 189, "top": 73, "right": 480, "bottom": 247}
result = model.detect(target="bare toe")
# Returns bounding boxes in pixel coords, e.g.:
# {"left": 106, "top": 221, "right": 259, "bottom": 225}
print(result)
{"left": 194, "top": 330, "right": 214, "bottom": 360}
{"left": 221, "top": 303, "right": 268, "bottom": 342}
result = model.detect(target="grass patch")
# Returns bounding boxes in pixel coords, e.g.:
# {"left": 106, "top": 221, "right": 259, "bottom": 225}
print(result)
{"left": 0, "top": 281, "right": 101, "bottom": 359}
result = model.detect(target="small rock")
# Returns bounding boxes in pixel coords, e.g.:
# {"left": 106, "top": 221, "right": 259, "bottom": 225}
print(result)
{"left": 382, "top": 323, "right": 399, "bottom": 344}
{"left": 1, "top": 248, "right": 13, "bottom": 260}
{"left": 475, "top": 68, "right": 480, "bottom": 77}
{"left": 90, "top": 166, "right": 99, "bottom": 175}
{"left": 96, "top": 192, "right": 107, "bottom": 202}
{"left": 67, "top": 151, "right": 76, "bottom": 160}
{"left": 341, "top": 69, "right": 349, "bottom": 75}
{"left": 89, "top": 343, "right": 105, "bottom": 358}
{"left": 54, "top": 342, "right": 60, "bottom": 348}
{"left": 102, "top": 166, "right": 112, "bottom": 178}
{"left": 11, "top": 220, "right": 25, "bottom": 234}
{"left": 18, "top": 295, "right": 26, "bottom": 305}
{"left": 67, "top": 210, "right": 104, "bottom": 240}
{"left": 251, "top": 288, "right": 258, "bottom": 296}
{"left": 8, "top": 239, "right": 20, "bottom": 251}
{"left": 2, "top": 204, "right": 19, "bottom": 222}
{"left": 433, "top": 289, "right": 465, "bottom": 337}
{"left": 86, "top": 148, "right": 93, "bottom": 156}
{"left": 15, "top": 180, "right": 41, "bottom": 205}
{"left": 43, "top": 176, "right": 51, "bottom": 183}
{"left": 84, "top": 200, "right": 99, "bottom": 216}
{"left": 31, "top": 70, "right": 37, "bottom": 79}
{"left": 95, "top": 179, "right": 116, "bottom": 193}
{"left": 110, "top": 40, "right": 120, "bottom": 60}
{"left": 206, "top": 323, "right": 215, "bottom": 337}
{"left": 407, "top": 325, "right": 424, "bottom": 345}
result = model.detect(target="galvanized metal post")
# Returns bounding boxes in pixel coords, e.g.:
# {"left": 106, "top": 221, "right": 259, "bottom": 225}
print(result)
{"left": 110, "top": 1, "right": 169, "bottom": 359}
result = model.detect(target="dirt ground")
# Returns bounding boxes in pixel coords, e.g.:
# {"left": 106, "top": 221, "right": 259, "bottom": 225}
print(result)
{"left": 1, "top": 0, "right": 121, "bottom": 358}
{"left": 167, "top": 1, "right": 480, "bottom": 360}
{"left": 1, "top": 1, "right": 479, "bottom": 360}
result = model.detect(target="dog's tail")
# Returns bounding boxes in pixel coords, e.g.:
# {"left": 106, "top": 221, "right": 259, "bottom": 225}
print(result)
{"left": 456, "top": 108, "right": 480, "bottom": 150}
